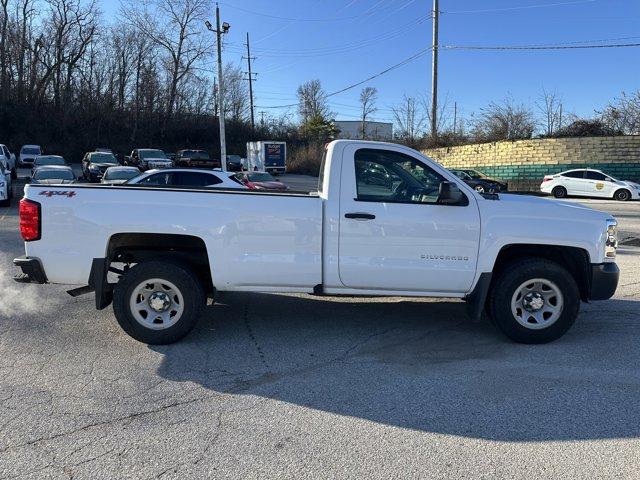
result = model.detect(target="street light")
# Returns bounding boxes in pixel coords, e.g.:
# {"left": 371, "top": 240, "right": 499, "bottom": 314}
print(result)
{"left": 205, "top": 4, "right": 231, "bottom": 171}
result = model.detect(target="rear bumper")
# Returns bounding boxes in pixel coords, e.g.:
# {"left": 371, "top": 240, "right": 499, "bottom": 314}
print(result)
{"left": 589, "top": 262, "right": 619, "bottom": 301}
{"left": 13, "top": 256, "right": 48, "bottom": 284}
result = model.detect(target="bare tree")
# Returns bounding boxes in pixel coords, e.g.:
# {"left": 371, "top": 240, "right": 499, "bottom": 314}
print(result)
{"left": 472, "top": 96, "right": 535, "bottom": 142}
{"left": 420, "top": 93, "right": 451, "bottom": 137}
{"left": 536, "top": 88, "right": 564, "bottom": 136}
{"left": 224, "top": 63, "right": 249, "bottom": 122}
{"left": 391, "top": 95, "right": 427, "bottom": 145}
{"left": 359, "top": 86, "right": 377, "bottom": 139}
{"left": 123, "top": 0, "right": 211, "bottom": 118}
{"left": 599, "top": 91, "right": 640, "bottom": 135}
{"left": 297, "top": 79, "right": 331, "bottom": 123}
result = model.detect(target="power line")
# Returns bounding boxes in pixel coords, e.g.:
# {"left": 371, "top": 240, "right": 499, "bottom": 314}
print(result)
{"left": 443, "top": 42, "right": 640, "bottom": 51}
{"left": 443, "top": 0, "right": 598, "bottom": 15}
{"left": 256, "top": 47, "right": 431, "bottom": 109}
{"left": 217, "top": 1, "right": 383, "bottom": 22}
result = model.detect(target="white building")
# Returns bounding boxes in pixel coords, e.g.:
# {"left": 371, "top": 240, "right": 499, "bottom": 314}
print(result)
{"left": 334, "top": 120, "right": 393, "bottom": 141}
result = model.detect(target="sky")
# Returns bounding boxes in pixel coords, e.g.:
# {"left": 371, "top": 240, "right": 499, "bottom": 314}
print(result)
{"left": 101, "top": 0, "right": 640, "bottom": 127}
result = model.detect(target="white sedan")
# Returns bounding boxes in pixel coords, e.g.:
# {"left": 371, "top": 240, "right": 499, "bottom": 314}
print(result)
{"left": 541, "top": 168, "right": 640, "bottom": 201}
{"left": 0, "top": 161, "right": 13, "bottom": 207}
{"left": 126, "top": 168, "right": 246, "bottom": 189}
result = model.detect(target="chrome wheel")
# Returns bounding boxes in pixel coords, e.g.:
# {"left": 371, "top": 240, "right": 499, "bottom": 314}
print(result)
{"left": 510, "top": 278, "right": 563, "bottom": 330}
{"left": 129, "top": 278, "right": 185, "bottom": 330}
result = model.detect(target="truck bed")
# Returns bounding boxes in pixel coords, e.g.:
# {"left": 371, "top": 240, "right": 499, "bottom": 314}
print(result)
{"left": 24, "top": 184, "right": 323, "bottom": 289}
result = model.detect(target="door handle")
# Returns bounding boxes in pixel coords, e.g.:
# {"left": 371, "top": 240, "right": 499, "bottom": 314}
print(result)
{"left": 345, "top": 212, "right": 376, "bottom": 220}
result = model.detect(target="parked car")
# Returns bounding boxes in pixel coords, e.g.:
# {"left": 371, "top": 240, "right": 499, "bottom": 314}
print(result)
{"left": 456, "top": 169, "right": 508, "bottom": 193}
{"left": 226, "top": 155, "right": 243, "bottom": 172}
{"left": 0, "top": 161, "right": 13, "bottom": 207}
{"left": 126, "top": 168, "right": 245, "bottom": 189}
{"left": 0, "top": 144, "right": 17, "bottom": 179}
{"left": 30, "top": 165, "right": 76, "bottom": 184}
{"left": 541, "top": 168, "right": 640, "bottom": 201}
{"left": 31, "top": 155, "right": 67, "bottom": 177}
{"left": 450, "top": 169, "right": 507, "bottom": 194}
{"left": 82, "top": 151, "right": 121, "bottom": 182}
{"left": 19, "top": 145, "right": 42, "bottom": 167}
{"left": 234, "top": 172, "right": 289, "bottom": 191}
{"left": 14, "top": 140, "right": 619, "bottom": 346}
{"left": 126, "top": 149, "right": 173, "bottom": 171}
{"left": 175, "top": 150, "right": 220, "bottom": 169}
{"left": 102, "top": 166, "right": 141, "bottom": 185}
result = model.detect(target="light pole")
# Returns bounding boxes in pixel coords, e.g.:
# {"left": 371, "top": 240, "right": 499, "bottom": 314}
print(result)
{"left": 206, "top": 4, "right": 230, "bottom": 171}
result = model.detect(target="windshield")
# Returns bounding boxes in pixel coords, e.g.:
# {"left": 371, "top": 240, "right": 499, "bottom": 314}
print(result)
{"left": 22, "top": 147, "right": 41, "bottom": 155}
{"left": 248, "top": 173, "right": 276, "bottom": 182}
{"left": 227, "top": 155, "right": 241, "bottom": 162}
{"left": 34, "top": 169, "right": 74, "bottom": 180}
{"left": 465, "top": 170, "right": 487, "bottom": 179}
{"left": 183, "top": 151, "right": 209, "bottom": 160}
{"left": 452, "top": 170, "right": 472, "bottom": 180}
{"left": 139, "top": 150, "right": 167, "bottom": 160}
{"left": 105, "top": 169, "right": 139, "bottom": 180}
{"left": 90, "top": 153, "right": 118, "bottom": 164}
{"left": 35, "top": 156, "right": 65, "bottom": 166}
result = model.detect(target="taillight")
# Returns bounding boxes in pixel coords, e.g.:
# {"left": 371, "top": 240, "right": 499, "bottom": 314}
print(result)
{"left": 245, "top": 181, "right": 257, "bottom": 189}
{"left": 542, "top": 175, "right": 553, "bottom": 182}
{"left": 19, "top": 198, "right": 41, "bottom": 241}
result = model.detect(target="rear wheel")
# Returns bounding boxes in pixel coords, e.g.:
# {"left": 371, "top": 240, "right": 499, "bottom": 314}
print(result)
{"left": 614, "top": 189, "right": 631, "bottom": 201}
{"left": 552, "top": 186, "right": 567, "bottom": 198}
{"left": 474, "top": 185, "right": 485, "bottom": 194}
{"left": 488, "top": 258, "right": 580, "bottom": 344}
{"left": 113, "top": 260, "right": 205, "bottom": 344}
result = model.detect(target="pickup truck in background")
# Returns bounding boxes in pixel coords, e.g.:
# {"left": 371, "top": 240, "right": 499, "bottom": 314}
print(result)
{"left": 14, "top": 140, "right": 619, "bottom": 345}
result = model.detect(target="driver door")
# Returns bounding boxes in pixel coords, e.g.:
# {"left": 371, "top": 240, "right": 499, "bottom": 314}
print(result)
{"left": 338, "top": 145, "right": 480, "bottom": 294}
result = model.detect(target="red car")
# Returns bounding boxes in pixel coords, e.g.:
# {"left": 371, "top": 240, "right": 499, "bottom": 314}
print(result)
{"left": 234, "top": 172, "right": 289, "bottom": 191}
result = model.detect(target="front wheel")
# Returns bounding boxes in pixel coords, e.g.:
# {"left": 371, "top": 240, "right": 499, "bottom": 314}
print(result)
{"left": 614, "top": 189, "right": 631, "bottom": 201}
{"left": 113, "top": 260, "right": 205, "bottom": 344}
{"left": 488, "top": 258, "right": 580, "bottom": 344}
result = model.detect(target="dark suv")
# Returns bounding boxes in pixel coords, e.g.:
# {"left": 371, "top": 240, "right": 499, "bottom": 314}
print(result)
{"left": 175, "top": 150, "right": 220, "bottom": 169}
{"left": 82, "top": 151, "right": 121, "bottom": 182}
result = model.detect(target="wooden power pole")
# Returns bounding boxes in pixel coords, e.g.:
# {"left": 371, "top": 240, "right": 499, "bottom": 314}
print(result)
{"left": 243, "top": 32, "right": 257, "bottom": 129}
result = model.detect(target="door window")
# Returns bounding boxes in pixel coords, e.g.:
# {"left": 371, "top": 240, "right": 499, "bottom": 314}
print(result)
{"left": 139, "top": 172, "right": 172, "bottom": 185}
{"left": 561, "top": 170, "right": 585, "bottom": 179}
{"left": 585, "top": 171, "right": 607, "bottom": 181}
{"left": 172, "top": 172, "right": 222, "bottom": 187}
{"left": 354, "top": 149, "right": 446, "bottom": 204}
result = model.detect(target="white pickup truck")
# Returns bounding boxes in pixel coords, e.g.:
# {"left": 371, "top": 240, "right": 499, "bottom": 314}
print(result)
{"left": 14, "top": 140, "right": 619, "bottom": 345}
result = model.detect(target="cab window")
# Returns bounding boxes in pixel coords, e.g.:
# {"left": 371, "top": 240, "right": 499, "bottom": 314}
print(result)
{"left": 354, "top": 149, "right": 446, "bottom": 204}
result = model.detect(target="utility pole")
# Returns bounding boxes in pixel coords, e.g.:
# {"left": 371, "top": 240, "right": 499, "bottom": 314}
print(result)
{"left": 206, "top": 4, "right": 230, "bottom": 171}
{"left": 259, "top": 110, "right": 266, "bottom": 126}
{"left": 243, "top": 32, "right": 257, "bottom": 129}
{"left": 431, "top": 0, "right": 439, "bottom": 140}
{"left": 453, "top": 101, "right": 457, "bottom": 135}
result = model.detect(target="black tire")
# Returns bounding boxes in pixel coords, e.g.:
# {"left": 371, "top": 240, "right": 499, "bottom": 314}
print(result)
{"left": 552, "top": 186, "right": 567, "bottom": 198}
{"left": 113, "top": 260, "right": 205, "bottom": 344}
{"left": 488, "top": 258, "right": 580, "bottom": 344}
{"left": 614, "top": 189, "right": 631, "bottom": 202}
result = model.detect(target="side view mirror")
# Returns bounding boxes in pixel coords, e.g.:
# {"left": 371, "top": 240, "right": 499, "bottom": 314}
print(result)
{"left": 438, "top": 181, "right": 467, "bottom": 205}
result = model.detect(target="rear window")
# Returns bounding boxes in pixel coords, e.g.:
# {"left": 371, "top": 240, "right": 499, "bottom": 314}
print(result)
{"left": 34, "top": 169, "right": 74, "bottom": 180}
{"left": 22, "top": 147, "right": 41, "bottom": 155}
{"left": 562, "top": 171, "right": 585, "bottom": 179}
{"left": 35, "top": 156, "right": 65, "bottom": 166}
{"left": 247, "top": 173, "right": 275, "bottom": 182}
{"left": 105, "top": 169, "right": 139, "bottom": 180}
{"left": 182, "top": 151, "right": 209, "bottom": 160}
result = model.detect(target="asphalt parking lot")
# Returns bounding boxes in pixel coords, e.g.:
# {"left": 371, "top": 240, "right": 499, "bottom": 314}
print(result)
{"left": 1, "top": 177, "right": 640, "bottom": 478}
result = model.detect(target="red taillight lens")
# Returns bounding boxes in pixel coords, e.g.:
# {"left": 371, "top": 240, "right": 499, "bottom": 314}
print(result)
{"left": 245, "top": 181, "right": 257, "bottom": 189}
{"left": 19, "top": 198, "right": 41, "bottom": 241}
{"left": 542, "top": 175, "right": 553, "bottom": 182}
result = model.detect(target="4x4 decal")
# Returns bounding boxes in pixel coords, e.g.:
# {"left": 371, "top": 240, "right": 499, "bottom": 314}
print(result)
{"left": 38, "top": 190, "right": 76, "bottom": 198}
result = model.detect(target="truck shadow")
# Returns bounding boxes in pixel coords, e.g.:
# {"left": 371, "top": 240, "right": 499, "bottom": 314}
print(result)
{"left": 151, "top": 292, "right": 640, "bottom": 442}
